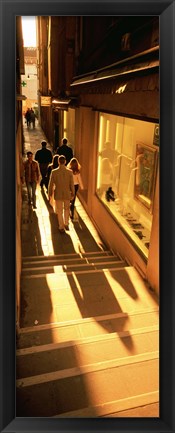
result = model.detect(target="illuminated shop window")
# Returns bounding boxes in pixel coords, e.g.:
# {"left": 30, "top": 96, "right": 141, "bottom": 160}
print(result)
{"left": 96, "top": 113, "right": 158, "bottom": 259}
{"left": 63, "top": 109, "right": 75, "bottom": 150}
{"left": 63, "top": 110, "right": 68, "bottom": 136}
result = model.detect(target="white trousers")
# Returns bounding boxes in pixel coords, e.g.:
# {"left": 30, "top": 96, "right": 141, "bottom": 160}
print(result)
{"left": 55, "top": 199, "right": 70, "bottom": 229}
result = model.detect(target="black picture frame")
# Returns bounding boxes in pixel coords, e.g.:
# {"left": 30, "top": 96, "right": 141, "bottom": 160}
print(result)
{"left": 0, "top": 1, "right": 174, "bottom": 432}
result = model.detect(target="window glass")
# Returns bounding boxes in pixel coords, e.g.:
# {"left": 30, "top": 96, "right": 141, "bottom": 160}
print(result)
{"left": 96, "top": 113, "right": 158, "bottom": 258}
{"left": 64, "top": 108, "right": 75, "bottom": 151}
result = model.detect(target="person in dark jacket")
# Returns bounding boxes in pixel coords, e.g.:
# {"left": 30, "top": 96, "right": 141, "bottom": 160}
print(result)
{"left": 35, "top": 140, "right": 52, "bottom": 188}
{"left": 25, "top": 108, "right": 31, "bottom": 127}
{"left": 23, "top": 151, "right": 40, "bottom": 209}
{"left": 30, "top": 108, "right": 36, "bottom": 129}
{"left": 56, "top": 137, "right": 73, "bottom": 165}
{"left": 45, "top": 154, "right": 59, "bottom": 192}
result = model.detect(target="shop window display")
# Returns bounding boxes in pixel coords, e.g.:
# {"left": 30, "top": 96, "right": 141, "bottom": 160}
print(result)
{"left": 96, "top": 113, "right": 158, "bottom": 259}
{"left": 134, "top": 143, "right": 157, "bottom": 210}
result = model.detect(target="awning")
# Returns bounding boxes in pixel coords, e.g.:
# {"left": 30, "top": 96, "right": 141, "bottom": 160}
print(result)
{"left": 52, "top": 98, "right": 78, "bottom": 110}
{"left": 16, "top": 94, "right": 27, "bottom": 100}
{"left": 70, "top": 46, "right": 159, "bottom": 88}
{"left": 71, "top": 60, "right": 159, "bottom": 87}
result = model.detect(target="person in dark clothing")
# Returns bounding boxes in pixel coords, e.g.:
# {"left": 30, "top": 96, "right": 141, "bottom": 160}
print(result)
{"left": 45, "top": 154, "right": 59, "bottom": 192}
{"left": 56, "top": 137, "right": 73, "bottom": 165}
{"left": 35, "top": 140, "right": 52, "bottom": 188}
{"left": 25, "top": 108, "right": 31, "bottom": 127}
{"left": 23, "top": 151, "right": 40, "bottom": 209}
{"left": 30, "top": 108, "right": 36, "bottom": 129}
{"left": 67, "top": 157, "right": 84, "bottom": 220}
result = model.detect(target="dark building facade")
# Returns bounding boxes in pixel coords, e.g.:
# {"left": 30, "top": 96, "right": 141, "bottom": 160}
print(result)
{"left": 16, "top": 16, "right": 25, "bottom": 325}
{"left": 37, "top": 16, "right": 159, "bottom": 293}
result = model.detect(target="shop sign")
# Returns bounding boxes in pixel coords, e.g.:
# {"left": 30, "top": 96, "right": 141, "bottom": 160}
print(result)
{"left": 40, "top": 96, "right": 51, "bottom": 106}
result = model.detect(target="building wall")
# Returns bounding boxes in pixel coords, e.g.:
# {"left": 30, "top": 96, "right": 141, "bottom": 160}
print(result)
{"left": 78, "top": 16, "right": 159, "bottom": 74}
{"left": 74, "top": 106, "right": 95, "bottom": 203}
{"left": 22, "top": 67, "right": 37, "bottom": 101}
{"left": 16, "top": 17, "right": 25, "bottom": 328}
{"left": 38, "top": 17, "right": 48, "bottom": 96}
{"left": 16, "top": 118, "right": 23, "bottom": 327}
{"left": 70, "top": 16, "right": 159, "bottom": 293}
{"left": 37, "top": 16, "right": 51, "bottom": 139}
{"left": 37, "top": 16, "right": 78, "bottom": 145}
{"left": 21, "top": 47, "right": 38, "bottom": 114}
{"left": 75, "top": 104, "right": 159, "bottom": 294}
{"left": 37, "top": 15, "right": 159, "bottom": 293}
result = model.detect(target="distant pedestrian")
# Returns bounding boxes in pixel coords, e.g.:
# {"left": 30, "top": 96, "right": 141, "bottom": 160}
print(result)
{"left": 35, "top": 140, "right": 52, "bottom": 188}
{"left": 30, "top": 108, "right": 36, "bottom": 129}
{"left": 23, "top": 151, "right": 40, "bottom": 209}
{"left": 25, "top": 108, "right": 31, "bottom": 127}
{"left": 67, "top": 157, "right": 84, "bottom": 220}
{"left": 48, "top": 155, "right": 75, "bottom": 233}
{"left": 56, "top": 137, "right": 73, "bottom": 165}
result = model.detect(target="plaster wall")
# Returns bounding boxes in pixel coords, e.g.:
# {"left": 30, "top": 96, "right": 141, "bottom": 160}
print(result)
{"left": 16, "top": 121, "right": 23, "bottom": 327}
{"left": 80, "top": 87, "right": 159, "bottom": 121}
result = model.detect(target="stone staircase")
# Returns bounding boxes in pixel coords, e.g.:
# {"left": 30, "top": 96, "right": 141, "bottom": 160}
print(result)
{"left": 16, "top": 249, "right": 159, "bottom": 417}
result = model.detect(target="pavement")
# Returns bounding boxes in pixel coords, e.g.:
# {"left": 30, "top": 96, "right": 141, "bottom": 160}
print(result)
{"left": 17, "top": 121, "right": 159, "bottom": 418}
{"left": 21, "top": 120, "right": 106, "bottom": 258}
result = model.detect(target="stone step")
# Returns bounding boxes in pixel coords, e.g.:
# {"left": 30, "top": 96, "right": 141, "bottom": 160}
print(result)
{"left": 22, "top": 253, "right": 81, "bottom": 263}
{"left": 16, "top": 326, "right": 159, "bottom": 379}
{"left": 81, "top": 250, "right": 114, "bottom": 257}
{"left": 22, "top": 254, "right": 121, "bottom": 269}
{"left": 17, "top": 308, "right": 159, "bottom": 349}
{"left": 22, "top": 258, "right": 88, "bottom": 270}
{"left": 16, "top": 353, "right": 159, "bottom": 417}
{"left": 22, "top": 258, "right": 86, "bottom": 268}
{"left": 22, "top": 250, "right": 114, "bottom": 262}
{"left": 21, "top": 262, "right": 129, "bottom": 278}
{"left": 54, "top": 393, "right": 159, "bottom": 418}
{"left": 21, "top": 260, "right": 127, "bottom": 275}
{"left": 19, "top": 266, "right": 158, "bottom": 328}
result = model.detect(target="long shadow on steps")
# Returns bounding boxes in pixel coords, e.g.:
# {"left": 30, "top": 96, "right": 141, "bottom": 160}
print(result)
{"left": 21, "top": 194, "right": 44, "bottom": 257}
{"left": 72, "top": 214, "right": 107, "bottom": 252}
{"left": 16, "top": 342, "right": 99, "bottom": 417}
{"left": 20, "top": 267, "right": 138, "bottom": 351}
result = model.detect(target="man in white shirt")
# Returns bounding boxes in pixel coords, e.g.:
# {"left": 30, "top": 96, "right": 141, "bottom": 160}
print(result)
{"left": 48, "top": 155, "right": 75, "bottom": 233}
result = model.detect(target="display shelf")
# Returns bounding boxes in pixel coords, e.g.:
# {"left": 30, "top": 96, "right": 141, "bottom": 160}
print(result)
{"left": 100, "top": 194, "right": 151, "bottom": 258}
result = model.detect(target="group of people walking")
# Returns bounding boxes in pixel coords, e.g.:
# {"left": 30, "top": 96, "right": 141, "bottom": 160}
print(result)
{"left": 22, "top": 137, "right": 84, "bottom": 233}
{"left": 24, "top": 108, "right": 36, "bottom": 129}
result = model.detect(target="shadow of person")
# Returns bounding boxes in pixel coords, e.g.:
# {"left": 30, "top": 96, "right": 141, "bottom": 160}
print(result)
{"left": 67, "top": 269, "right": 134, "bottom": 351}
{"left": 20, "top": 273, "right": 53, "bottom": 327}
{"left": 40, "top": 187, "right": 51, "bottom": 210}
{"left": 109, "top": 267, "right": 158, "bottom": 306}
{"left": 72, "top": 214, "right": 105, "bottom": 252}
{"left": 21, "top": 205, "right": 44, "bottom": 256}
{"left": 39, "top": 188, "right": 78, "bottom": 254}
{"left": 16, "top": 340, "right": 98, "bottom": 417}
{"left": 48, "top": 213, "right": 77, "bottom": 255}
{"left": 109, "top": 268, "right": 139, "bottom": 300}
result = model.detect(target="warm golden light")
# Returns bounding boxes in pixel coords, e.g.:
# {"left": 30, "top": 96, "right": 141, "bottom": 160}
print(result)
{"left": 21, "top": 16, "right": 36, "bottom": 47}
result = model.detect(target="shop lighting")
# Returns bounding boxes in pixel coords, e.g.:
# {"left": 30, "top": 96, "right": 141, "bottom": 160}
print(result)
{"left": 52, "top": 99, "right": 71, "bottom": 105}
{"left": 115, "top": 84, "right": 127, "bottom": 93}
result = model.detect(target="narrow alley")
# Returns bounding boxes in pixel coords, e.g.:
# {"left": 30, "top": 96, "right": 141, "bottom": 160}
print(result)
{"left": 16, "top": 122, "right": 159, "bottom": 418}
